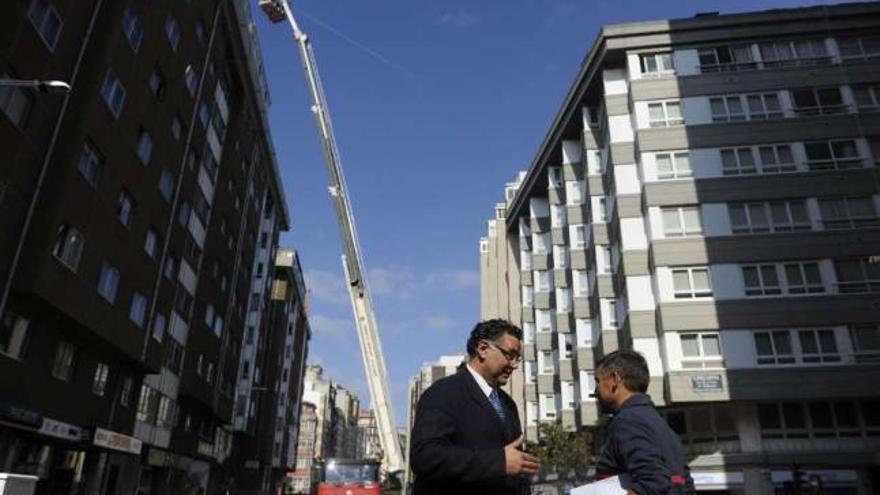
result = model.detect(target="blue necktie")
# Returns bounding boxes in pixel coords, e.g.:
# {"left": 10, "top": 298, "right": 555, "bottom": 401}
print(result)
{"left": 489, "top": 389, "right": 507, "bottom": 423}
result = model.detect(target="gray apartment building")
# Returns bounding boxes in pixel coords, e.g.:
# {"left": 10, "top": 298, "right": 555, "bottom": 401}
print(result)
{"left": 481, "top": 3, "right": 880, "bottom": 494}
{"left": 0, "top": 1, "right": 309, "bottom": 494}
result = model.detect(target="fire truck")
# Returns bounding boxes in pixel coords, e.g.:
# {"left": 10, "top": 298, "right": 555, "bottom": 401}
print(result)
{"left": 313, "top": 459, "right": 381, "bottom": 495}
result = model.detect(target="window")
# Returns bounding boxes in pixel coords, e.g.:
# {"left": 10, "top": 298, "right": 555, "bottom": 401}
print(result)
{"left": 153, "top": 312, "right": 166, "bottom": 342}
{"left": 605, "top": 299, "right": 618, "bottom": 329}
{"left": 136, "top": 385, "right": 157, "bottom": 423}
{"left": 836, "top": 36, "right": 880, "bottom": 60}
{"left": 158, "top": 169, "right": 174, "bottom": 203}
{"left": 123, "top": 7, "right": 143, "bottom": 52}
{"left": 164, "top": 255, "right": 177, "bottom": 281}
{"left": 548, "top": 167, "right": 563, "bottom": 188}
{"left": 101, "top": 69, "right": 125, "bottom": 118}
{"left": 852, "top": 84, "right": 880, "bottom": 111}
{"left": 120, "top": 377, "right": 133, "bottom": 406}
{"left": 0, "top": 312, "right": 30, "bottom": 359}
{"left": 575, "top": 318, "right": 593, "bottom": 347}
{"left": 136, "top": 129, "right": 152, "bottom": 164}
{"left": 148, "top": 67, "right": 165, "bottom": 98}
{"left": 566, "top": 181, "right": 585, "bottom": 205}
{"left": 729, "top": 200, "right": 809, "bottom": 234}
{"left": 791, "top": 87, "right": 846, "bottom": 116}
{"left": 28, "top": 0, "right": 63, "bottom": 51}
{"left": 171, "top": 114, "right": 183, "bottom": 140}
{"left": 164, "top": 16, "right": 180, "bottom": 51}
{"left": 798, "top": 329, "right": 840, "bottom": 363}
{"left": 783, "top": 262, "right": 824, "bottom": 294}
{"left": 143, "top": 228, "right": 158, "bottom": 259}
{"left": 596, "top": 197, "right": 609, "bottom": 223}
{"left": 204, "top": 304, "right": 215, "bottom": 328}
{"left": 720, "top": 147, "right": 756, "bottom": 175}
{"left": 662, "top": 206, "right": 701, "bottom": 237}
{"left": 196, "top": 20, "right": 206, "bottom": 43}
{"left": 647, "top": 101, "right": 683, "bottom": 127}
{"left": 672, "top": 267, "right": 712, "bottom": 298}
{"left": 185, "top": 65, "right": 198, "bottom": 95}
{"left": 165, "top": 338, "right": 184, "bottom": 374}
{"left": 710, "top": 96, "right": 745, "bottom": 122}
{"left": 698, "top": 44, "right": 754, "bottom": 72}
{"left": 680, "top": 333, "right": 723, "bottom": 368}
{"left": 754, "top": 331, "right": 795, "bottom": 364}
{"left": 157, "top": 396, "right": 177, "bottom": 428}
{"left": 553, "top": 245, "right": 568, "bottom": 270}
{"left": 760, "top": 39, "right": 828, "bottom": 67}
{"left": 52, "top": 341, "right": 76, "bottom": 380}
{"left": 97, "top": 262, "right": 120, "bottom": 303}
{"left": 640, "top": 52, "right": 674, "bottom": 75}
{"left": 655, "top": 152, "right": 691, "bottom": 179}
{"left": 52, "top": 224, "right": 84, "bottom": 271}
{"left": 535, "top": 309, "right": 553, "bottom": 333}
{"left": 0, "top": 76, "right": 33, "bottom": 128}
{"left": 818, "top": 196, "right": 878, "bottom": 229}
{"left": 559, "top": 334, "right": 574, "bottom": 359}
{"left": 192, "top": 188, "right": 210, "bottom": 224}
{"left": 745, "top": 93, "right": 783, "bottom": 119}
{"left": 92, "top": 363, "right": 110, "bottom": 396}
{"left": 597, "top": 245, "right": 613, "bottom": 274}
{"left": 533, "top": 233, "right": 550, "bottom": 254}
{"left": 757, "top": 144, "right": 796, "bottom": 173}
{"left": 570, "top": 224, "right": 587, "bottom": 249}
{"left": 742, "top": 264, "right": 782, "bottom": 296}
{"left": 579, "top": 370, "right": 596, "bottom": 401}
{"left": 130, "top": 292, "right": 148, "bottom": 327}
{"left": 117, "top": 191, "right": 134, "bottom": 226}
{"left": 849, "top": 324, "right": 880, "bottom": 362}
{"left": 556, "top": 287, "right": 571, "bottom": 313}
{"left": 520, "top": 250, "right": 532, "bottom": 270}
{"left": 573, "top": 270, "right": 589, "bottom": 297}
{"left": 198, "top": 102, "right": 210, "bottom": 129}
{"left": 804, "top": 140, "right": 862, "bottom": 170}
{"left": 77, "top": 141, "right": 102, "bottom": 187}
{"left": 540, "top": 351, "right": 555, "bottom": 374}
{"left": 834, "top": 258, "right": 880, "bottom": 293}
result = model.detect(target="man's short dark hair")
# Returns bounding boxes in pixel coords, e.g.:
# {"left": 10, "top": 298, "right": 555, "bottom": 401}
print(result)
{"left": 466, "top": 319, "right": 523, "bottom": 358}
{"left": 595, "top": 349, "right": 650, "bottom": 393}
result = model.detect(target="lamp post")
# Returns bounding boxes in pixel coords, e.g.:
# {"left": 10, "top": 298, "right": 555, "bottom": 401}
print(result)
{"left": 0, "top": 78, "right": 71, "bottom": 94}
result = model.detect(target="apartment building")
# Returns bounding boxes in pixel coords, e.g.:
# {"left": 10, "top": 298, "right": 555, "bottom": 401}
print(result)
{"left": 356, "top": 410, "right": 381, "bottom": 461}
{"left": 231, "top": 248, "right": 310, "bottom": 495}
{"left": 481, "top": 3, "right": 880, "bottom": 494}
{"left": 0, "top": 1, "right": 297, "bottom": 494}
{"left": 290, "top": 402, "right": 318, "bottom": 494}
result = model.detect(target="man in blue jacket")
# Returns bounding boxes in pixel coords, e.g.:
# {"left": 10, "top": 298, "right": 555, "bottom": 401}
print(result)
{"left": 594, "top": 350, "right": 694, "bottom": 495}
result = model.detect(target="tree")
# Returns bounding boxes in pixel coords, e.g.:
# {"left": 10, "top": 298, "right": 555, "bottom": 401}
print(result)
{"left": 525, "top": 423, "right": 594, "bottom": 483}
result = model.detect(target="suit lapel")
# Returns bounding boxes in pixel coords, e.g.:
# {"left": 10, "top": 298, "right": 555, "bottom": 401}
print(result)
{"left": 460, "top": 369, "right": 509, "bottom": 439}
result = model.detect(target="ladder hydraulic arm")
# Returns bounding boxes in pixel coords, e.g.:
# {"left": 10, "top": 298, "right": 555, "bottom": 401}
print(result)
{"left": 259, "top": 0, "right": 404, "bottom": 473}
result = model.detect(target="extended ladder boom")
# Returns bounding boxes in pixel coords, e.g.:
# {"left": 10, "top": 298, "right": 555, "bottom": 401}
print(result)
{"left": 260, "top": 0, "right": 404, "bottom": 473}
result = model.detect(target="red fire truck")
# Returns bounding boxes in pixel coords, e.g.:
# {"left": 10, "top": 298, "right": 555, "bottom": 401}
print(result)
{"left": 314, "top": 459, "right": 381, "bottom": 495}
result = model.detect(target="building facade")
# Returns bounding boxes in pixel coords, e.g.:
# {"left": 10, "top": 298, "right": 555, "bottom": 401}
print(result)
{"left": 0, "top": 1, "right": 301, "bottom": 494}
{"left": 355, "top": 410, "right": 381, "bottom": 461}
{"left": 481, "top": 3, "right": 880, "bottom": 494}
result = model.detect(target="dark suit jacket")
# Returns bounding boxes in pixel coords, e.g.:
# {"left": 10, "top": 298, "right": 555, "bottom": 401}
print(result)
{"left": 410, "top": 368, "right": 530, "bottom": 495}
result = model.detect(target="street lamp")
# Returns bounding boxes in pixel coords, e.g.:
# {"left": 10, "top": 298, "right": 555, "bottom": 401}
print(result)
{"left": 0, "top": 78, "right": 71, "bottom": 94}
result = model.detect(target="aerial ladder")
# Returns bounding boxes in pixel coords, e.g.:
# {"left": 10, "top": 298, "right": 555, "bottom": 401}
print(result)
{"left": 258, "top": 0, "right": 405, "bottom": 474}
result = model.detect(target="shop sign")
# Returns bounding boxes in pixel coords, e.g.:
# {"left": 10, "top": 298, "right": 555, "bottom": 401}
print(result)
{"left": 691, "top": 375, "right": 723, "bottom": 393}
{"left": 0, "top": 400, "right": 43, "bottom": 427}
{"left": 93, "top": 427, "right": 142, "bottom": 454}
{"left": 38, "top": 418, "right": 83, "bottom": 442}
{"left": 692, "top": 471, "right": 744, "bottom": 487}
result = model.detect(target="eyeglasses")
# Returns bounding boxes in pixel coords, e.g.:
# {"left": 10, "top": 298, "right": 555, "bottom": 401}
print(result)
{"left": 486, "top": 341, "right": 522, "bottom": 363}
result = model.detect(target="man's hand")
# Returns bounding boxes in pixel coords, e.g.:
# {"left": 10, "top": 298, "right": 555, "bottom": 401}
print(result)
{"left": 504, "top": 436, "right": 539, "bottom": 476}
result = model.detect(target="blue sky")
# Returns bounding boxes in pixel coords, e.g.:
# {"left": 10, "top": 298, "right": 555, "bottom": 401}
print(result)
{"left": 253, "top": 0, "right": 830, "bottom": 423}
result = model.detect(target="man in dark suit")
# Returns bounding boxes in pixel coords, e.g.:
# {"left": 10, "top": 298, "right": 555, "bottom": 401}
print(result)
{"left": 410, "top": 319, "right": 538, "bottom": 495}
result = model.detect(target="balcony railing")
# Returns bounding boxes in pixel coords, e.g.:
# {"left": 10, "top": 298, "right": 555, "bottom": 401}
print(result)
{"left": 835, "top": 280, "right": 880, "bottom": 293}
{"left": 806, "top": 157, "right": 866, "bottom": 171}
{"left": 792, "top": 104, "right": 852, "bottom": 116}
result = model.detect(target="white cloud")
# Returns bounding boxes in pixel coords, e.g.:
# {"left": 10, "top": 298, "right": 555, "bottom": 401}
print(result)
{"left": 309, "top": 314, "right": 352, "bottom": 340}
{"left": 367, "top": 267, "right": 397, "bottom": 296}
{"left": 436, "top": 11, "right": 480, "bottom": 29}
{"left": 304, "top": 269, "right": 348, "bottom": 306}
{"left": 423, "top": 315, "right": 457, "bottom": 331}
{"left": 423, "top": 269, "right": 480, "bottom": 290}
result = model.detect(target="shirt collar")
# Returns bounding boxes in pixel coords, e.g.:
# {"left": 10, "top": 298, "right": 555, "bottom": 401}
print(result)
{"left": 466, "top": 363, "right": 494, "bottom": 398}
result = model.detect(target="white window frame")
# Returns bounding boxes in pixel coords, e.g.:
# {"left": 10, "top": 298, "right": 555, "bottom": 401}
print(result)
{"left": 533, "top": 232, "right": 551, "bottom": 255}
{"left": 573, "top": 270, "right": 589, "bottom": 297}
{"left": 720, "top": 147, "right": 757, "bottom": 175}
{"left": 541, "top": 394, "right": 557, "bottom": 420}
{"left": 656, "top": 152, "right": 692, "bottom": 180}
{"left": 853, "top": 84, "right": 880, "bottom": 111}
{"left": 754, "top": 330, "right": 796, "bottom": 365}
{"left": 185, "top": 65, "right": 198, "bottom": 95}
{"left": 570, "top": 224, "right": 587, "bottom": 249}
{"left": 556, "top": 287, "right": 571, "bottom": 314}
{"left": 797, "top": 329, "right": 841, "bottom": 363}
{"left": 561, "top": 381, "right": 577, "bottom": 410}
{"left": 535, "top": 271, "right": 552, "bottom": 293}
{"left": 759, "top": 39, "right": 829, "bottom": 67}
{"left": 742, "top": 264, "right": 783, "bottom": 296}
{"left": 783, "top": 262, "right": 825, "bottom": 294}
{"left": 756, "top": 144, "right": 796, "bottom": 173}
{"left": 550, "top": 204, "right": 567, "bottom": 228}
{"left": 661, "top": 206, "right": 702, "bottom": 237}
{"left": 522, "top": 285, "right": 534, "bottom": 307}
{"left": 548, "top": 166, "right": 563, "bottom": 188}
{"left": 804, "top": 139, "right": 863, "bottom": 171}
{"left": 640, "top": 52, "right": 675, "bottom": 76}
{"left": 745, "top": 93, "right": 783, "bottom": 119}
{"left": 93, "top": 363, "right": 110, "bottom": 396}
{"left": 672, "top": 267, "right": 713, "bottom": 299}
{"left": 647, "top": 100, "right": 684, "bottom": 127}
{"left": 52, "top": 341, "right": 76, "bottom": 381}
{"left": 129, "top": 292, "right": 148, "bottom": 328}
{"left": 523, "top": 322, "right": 536, "bottom": 345}
{"left": 837, "top": 36, "right": 880, "bottom": 60}
{"left": 553, "top": 245, "right": 568, "bottom": 270}
{"left": 680, "top": 332, "right": 724, "bottom": 369}
{"left": 77, "top": 141, "right": 101, "bottom": 187}
{"left": 575, "top": 318, "right": 593, "bottom": 347}
{"left": 849, "top": 324, "right": 880, "bottom": 362}
{"left": 729, "top": 200, "right": 810, "bottom": 234}
{"left": 539, "top": 350, "right": 556, "bottom": 375}
{"left": 791, "top": 87, "right": 847, "bottom": 116}
{"left": 605, "top": 298, "right": 618, "bottom": 329}
{"left": 834, "top": 258, "right": 880, "bottom": 293}
{"left": 579, "top": 370, "right": 596, "bottom": 402}
{"left": 536, "top": 309, "right": 553, "bottom": 333}
{"left": 710, "top": 95, "right": 746, "bottom": 122}
{"left": 566, "top": 181, "right": 585, "bottom": 205}
{"left": 0, "top": 312, "right": 30, "bottom": 359}
{"left": 698, "top": 44, "right": 755, "bottom": 72}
